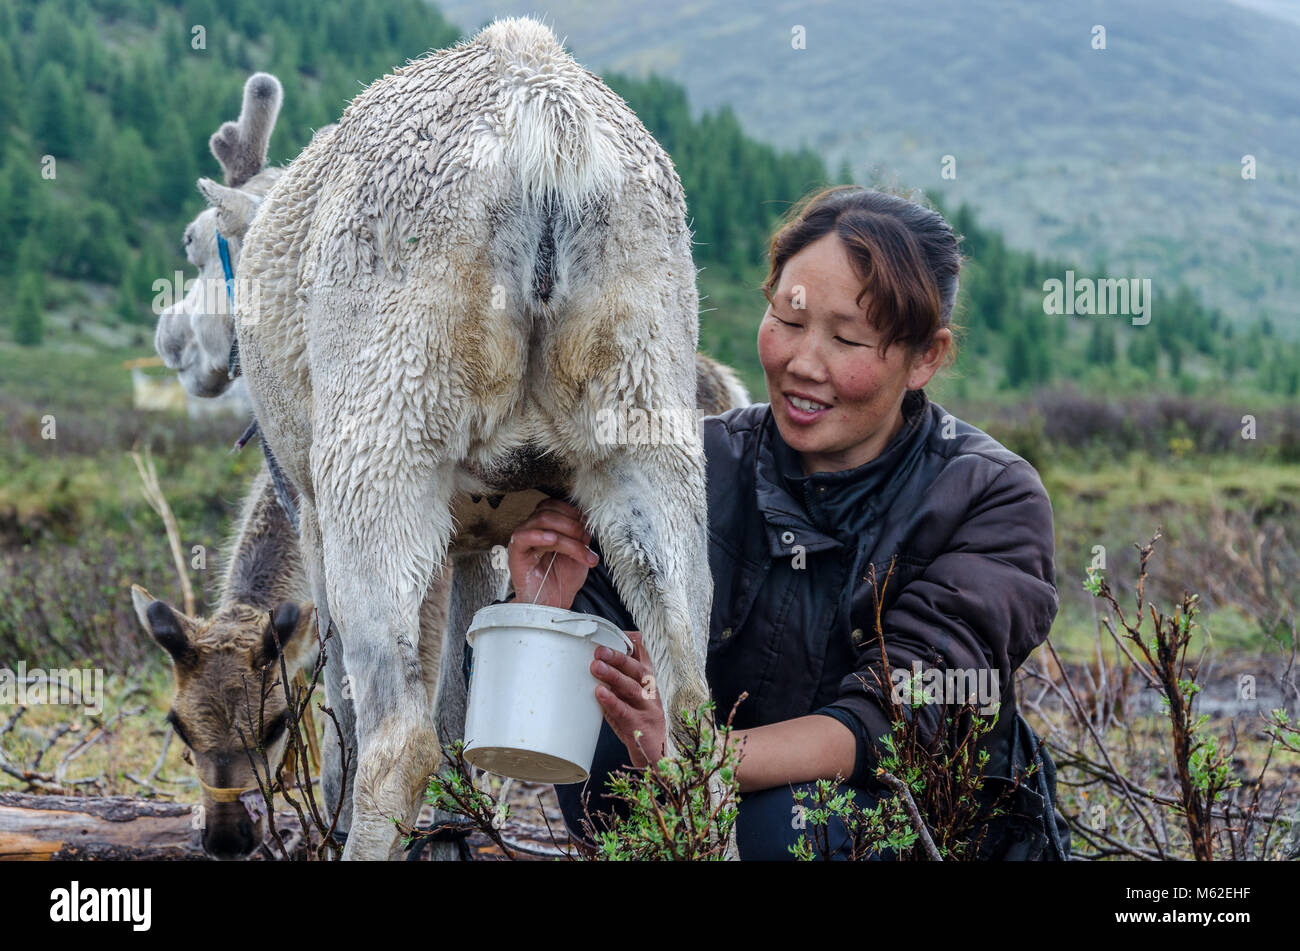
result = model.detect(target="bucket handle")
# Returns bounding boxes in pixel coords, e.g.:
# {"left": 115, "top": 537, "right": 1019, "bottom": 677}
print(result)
{"left": 610, "top": 629, "right": 635, "bottom": 655}
{"left": 549, "top": 615, "right": 634, "bottom": 656}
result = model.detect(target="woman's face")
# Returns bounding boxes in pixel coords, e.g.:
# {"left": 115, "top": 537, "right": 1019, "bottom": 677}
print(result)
{"left": 757, "top": 232, "right": 950, "bottom": 475}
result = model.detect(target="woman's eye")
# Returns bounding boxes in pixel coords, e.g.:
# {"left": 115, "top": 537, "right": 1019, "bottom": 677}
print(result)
{"left": 835, "top": 336, "right": 869, "bottom": 347}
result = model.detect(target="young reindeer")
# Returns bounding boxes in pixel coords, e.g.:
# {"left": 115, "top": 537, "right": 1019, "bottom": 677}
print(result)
{"left": 142, "top": 71, "right": 463, "bottom": 860}
{"left": 161, "top": 23, "right": 752, "bottom": 860}
{"left": 129, "top": 466, "right": 321, "bottom": 860}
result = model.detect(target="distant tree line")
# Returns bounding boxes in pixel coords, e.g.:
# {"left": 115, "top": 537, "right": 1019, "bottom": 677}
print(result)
{"left": 934, "top": 196, "right": 1297, "bottom": 397}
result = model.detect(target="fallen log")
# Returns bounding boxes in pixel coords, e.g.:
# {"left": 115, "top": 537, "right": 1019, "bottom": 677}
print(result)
{"left": 0, "top": 793, "right": 303, "bottom": 860}
{"left": 0, "top": 784, "right": 570, "bottom": 860}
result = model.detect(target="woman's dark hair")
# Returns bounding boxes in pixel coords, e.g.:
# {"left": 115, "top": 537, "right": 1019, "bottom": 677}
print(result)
{"left": 761, "top": 185, "right": 963, "bottom": 366}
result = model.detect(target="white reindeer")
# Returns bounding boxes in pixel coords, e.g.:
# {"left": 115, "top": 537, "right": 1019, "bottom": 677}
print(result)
{"left": 154, "top": 72, "right": 288, "bottom": 397}
{"left": 163, "top": 20, "right": 748, "bottom": 860}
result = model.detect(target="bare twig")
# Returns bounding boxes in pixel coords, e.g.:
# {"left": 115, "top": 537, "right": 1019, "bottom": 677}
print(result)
{"left": 876, "top": 768, "right": 943, "bottom": 860}
{"left": 1044, "top": 636, "right": 1167, "bottom": 858}
{"left": 129, "top": 443, "right": 195, "bottom": 617}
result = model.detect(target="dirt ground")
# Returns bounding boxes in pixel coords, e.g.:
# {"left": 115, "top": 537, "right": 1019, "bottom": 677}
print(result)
{"left": 417, "top": 780, "right": 581, "bottom": 861}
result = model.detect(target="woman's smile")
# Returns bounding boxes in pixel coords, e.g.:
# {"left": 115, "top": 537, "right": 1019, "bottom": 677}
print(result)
{"left": 782, "top": 391, "right": 833, "bottom": 424}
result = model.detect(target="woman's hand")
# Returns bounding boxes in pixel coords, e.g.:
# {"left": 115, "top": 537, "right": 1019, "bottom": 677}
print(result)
{"left": 507, "top": 497, "right": 600, "bottom": 610}
{"left": 592, "top": 631, "right": 667, "bottom": 769}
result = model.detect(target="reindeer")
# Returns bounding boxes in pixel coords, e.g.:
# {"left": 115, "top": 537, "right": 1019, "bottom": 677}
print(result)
{"left": 128, "top": 466, "right": 325, "bottom": 859}
{"left": 155, "top": 21, "right": 750, "bottom": 860}
{"left": 153, "top": 72, "right": 289, "bottom": 399}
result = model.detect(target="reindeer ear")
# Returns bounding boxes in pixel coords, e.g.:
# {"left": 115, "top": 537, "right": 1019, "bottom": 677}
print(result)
{"left": 131, "top": 586, "right": 197, "bottom": 667}
{"left": 130, "top": 584, "right": 156, "bottom": 633}
{"left": 258, "top": 602, "right": 311, "bottom": 667}
{"left": 197, "top": 177, "right": 259, "bottom": 239}
{"left": 209, "top": 72, "right": 283, "bottom": 188}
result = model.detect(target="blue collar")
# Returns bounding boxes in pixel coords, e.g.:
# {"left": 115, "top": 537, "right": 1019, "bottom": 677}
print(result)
{"left": 216, "top": 231, "right": 236, "bottom": 309}
{"left": 217, "top": 231, "right": 240, "bottom": 380}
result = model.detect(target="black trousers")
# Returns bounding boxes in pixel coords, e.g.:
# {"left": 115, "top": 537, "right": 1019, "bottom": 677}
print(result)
{"left": 553, "top": 718, "right": 890, "bottom": 861}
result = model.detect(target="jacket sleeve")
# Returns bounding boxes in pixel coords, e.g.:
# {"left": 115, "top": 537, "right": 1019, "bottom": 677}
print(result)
{"left": 812, "top": 459, "right": 1059, "bottom": 789}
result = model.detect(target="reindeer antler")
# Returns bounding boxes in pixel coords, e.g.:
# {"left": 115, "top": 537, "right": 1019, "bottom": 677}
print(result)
{"left": 209, "top": 72, "right": 283, "bottom": 188}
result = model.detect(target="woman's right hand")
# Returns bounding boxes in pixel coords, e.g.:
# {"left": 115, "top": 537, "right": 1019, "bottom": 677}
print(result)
{"left": 507, "top": 497, "right": 600, "bottom": 610}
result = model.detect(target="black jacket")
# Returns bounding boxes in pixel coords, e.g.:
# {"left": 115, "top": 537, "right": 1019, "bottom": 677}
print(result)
{"left": 568, "top": 388, "right": 1069, "bottom": 857}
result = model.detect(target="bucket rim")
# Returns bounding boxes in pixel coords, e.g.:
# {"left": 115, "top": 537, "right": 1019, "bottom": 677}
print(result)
{"left": 466, "top": 601, "right": 632, "bottom": 653}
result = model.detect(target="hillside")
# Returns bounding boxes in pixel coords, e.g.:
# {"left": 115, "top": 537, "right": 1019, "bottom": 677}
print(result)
{"left": 435, "top": 0, "right": 1300, "bottom": 339}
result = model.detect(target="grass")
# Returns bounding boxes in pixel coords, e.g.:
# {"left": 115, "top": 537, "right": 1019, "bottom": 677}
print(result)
{"left": 1043, "top": 454, "right": 1300, "bottom": 511}
{"left": 0, "top": 669, "right": 190, "bottom": 797}
{"left": 0, "top": 340, "right": 138, "bottom": 411}
{"left": 1042, "top": 452, "right": 1298, "bottom": 660}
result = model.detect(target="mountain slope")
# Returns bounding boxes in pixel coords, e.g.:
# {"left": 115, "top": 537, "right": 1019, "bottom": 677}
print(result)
{"left": 437, "top": 0, "right": 1300, "bottom": 336}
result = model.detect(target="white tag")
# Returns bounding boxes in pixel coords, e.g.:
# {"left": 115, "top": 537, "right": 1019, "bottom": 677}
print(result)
{"left": 240, "top": 788, "right": 268, "bottom": 824}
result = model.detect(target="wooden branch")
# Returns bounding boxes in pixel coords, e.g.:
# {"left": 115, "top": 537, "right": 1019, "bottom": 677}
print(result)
{"left": 1044, "top": 636, "right": 1167, "bottom": 858}
{"left": 0, "top": 792, "right": 304, "bottom": 861}
{"left": 876, "top": 768, "right": 942, "bottom": 861}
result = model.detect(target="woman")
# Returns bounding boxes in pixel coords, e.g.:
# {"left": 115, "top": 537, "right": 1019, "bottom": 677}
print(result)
{"left": 483, "top": 185, "right": 1069, "bottom": 860}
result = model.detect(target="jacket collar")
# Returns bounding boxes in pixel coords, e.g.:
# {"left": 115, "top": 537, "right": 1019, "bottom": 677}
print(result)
{"left": 754, "top": 389, "right": 934, "bottom": 557}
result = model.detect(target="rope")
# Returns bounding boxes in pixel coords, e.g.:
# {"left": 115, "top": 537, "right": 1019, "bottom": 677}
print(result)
{"left": 531, "top": 551, "right": 557, "bottom": 604}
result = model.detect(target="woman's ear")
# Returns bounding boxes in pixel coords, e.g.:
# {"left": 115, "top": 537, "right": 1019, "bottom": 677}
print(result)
{"left": 907, "top": 328, "right": 952, "bottom": 389}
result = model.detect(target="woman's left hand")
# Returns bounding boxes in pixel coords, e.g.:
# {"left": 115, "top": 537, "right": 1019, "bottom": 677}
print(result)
{"left": 592, "top": 631, "right": 666, "bottom": 769}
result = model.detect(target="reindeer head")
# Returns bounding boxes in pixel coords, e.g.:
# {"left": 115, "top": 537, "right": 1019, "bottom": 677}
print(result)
{"left": 130, "top": 584, "right": 314, "bottom": 861}
{"left": 154, "top": 72, "right": 283, "bottom": 399}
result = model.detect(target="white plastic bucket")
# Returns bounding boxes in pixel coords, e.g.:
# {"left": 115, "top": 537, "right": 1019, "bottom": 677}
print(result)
{"left": 463, "top": 601, "right": 633, "bottom": 783}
